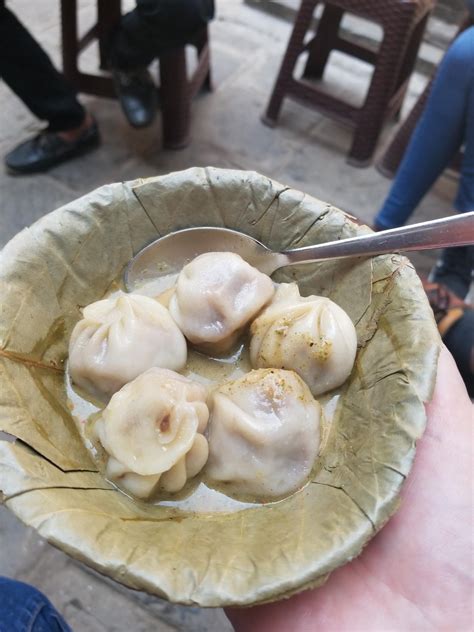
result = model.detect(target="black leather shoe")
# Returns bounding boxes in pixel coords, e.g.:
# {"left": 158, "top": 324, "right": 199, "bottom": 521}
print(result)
{"left": 112, "top": 67, "right": 157, "bottom": 128}
{"left": 5, "top": 121, "right": 100, "bottom": 175}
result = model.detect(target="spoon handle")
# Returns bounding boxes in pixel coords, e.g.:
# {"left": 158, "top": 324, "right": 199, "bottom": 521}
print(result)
{"left": 281, "top": 211, "right": 474, "bottom": 265}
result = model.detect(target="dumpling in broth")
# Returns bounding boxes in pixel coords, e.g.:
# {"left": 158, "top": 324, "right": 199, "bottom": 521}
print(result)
{"left": 169, "top": 252, "right": 275, "bottom": 355}
{"left": 250, "top": 283, "right": 357, "bottom": 396}
{"left": 95, "top": 368, "right": 209, "bottom": 499}
{"left": 206, "top": 369, "right": 321, "bottom": 499}
{"left": 69, "top": 292, "right": 187, "bottom": 399}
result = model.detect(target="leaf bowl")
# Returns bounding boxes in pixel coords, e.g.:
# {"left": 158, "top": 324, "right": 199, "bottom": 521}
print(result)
{"left": 0, "top": 168, "right": 439, "bottom": 606}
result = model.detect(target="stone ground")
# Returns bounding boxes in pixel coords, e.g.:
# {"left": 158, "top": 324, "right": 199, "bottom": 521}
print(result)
{"left": 0, "top": 1, "right": 459, "bottom": 631}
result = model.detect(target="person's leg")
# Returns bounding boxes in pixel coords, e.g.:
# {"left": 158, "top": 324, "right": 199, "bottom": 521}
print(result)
{"left": 109, "top": 0, "right": 214, "bottom": 127}
{"left": 0, "top": 577, "right": 72, "bottom": 632}
{"left": 111, "top": 0, "right": 215, "bottom": 70}
{"left": 430, "top": 245, "right": 474, "bottom": 299}
{"left": 430, "top": 36, "right": 474, "bottom": 298}
{"left": 0, "top": 3, "right": 85, "bottom": 131}
{"left": 443, "top": 310, "right": 474, "bottom": 397}
{"left": 423, "top": 280, "right": 474, "bottom": 396}
{"left": 0, "top": 3, "right": 100, "bottom": 174}
{"left": 374, "top": 27, "right": 474, "bottom": 230}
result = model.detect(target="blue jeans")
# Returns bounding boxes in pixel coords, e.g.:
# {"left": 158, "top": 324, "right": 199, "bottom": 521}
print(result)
{"left": 374, "top": 27, "right": 474, "bottom": 229}
{"left": 0, "top": 578, "right": 71, "bottom": 632}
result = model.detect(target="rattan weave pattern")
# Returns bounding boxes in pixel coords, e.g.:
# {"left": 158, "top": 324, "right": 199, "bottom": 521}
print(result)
{"left": 60, "top": 0, "right": 212, "bottom": 149}
{"left": 263, "top": 0, "right": 435, "bottom": 165}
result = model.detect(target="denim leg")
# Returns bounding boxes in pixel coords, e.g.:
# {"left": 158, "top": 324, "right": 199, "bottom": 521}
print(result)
{"left": 0, "top": 577, "right": 72, "bottom": 632}
{"left": 374, "top": 27, "right": 474, "bottom": 230}
{"left": 432, "top": 38, "right": 474, "bottom": 299}
{"left": 455, "top": 35, "right": 474, "bottom": 214}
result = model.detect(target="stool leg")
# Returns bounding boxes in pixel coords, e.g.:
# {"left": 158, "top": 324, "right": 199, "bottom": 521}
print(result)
{"left": 377, "top": 79, "right": 433, "bottom": 178}
{"left": 97, "top": 0, "right": 121, "bottom": 70}
{"left": 379, "top": 13, "right": 471, "bottom": 177}
{"left": 348, "top": 17, "right": 413, "bottom": 166}
{"left": 263, "top": 0, "right": 318, "bottom": 127}
{"left": 60, "top": 0, "right": 78, "bottom": 81}
{"left": 303, "top": 4, "right": 343, "bottom": 79}
{"left": 159, "top": 48, "right": 190, "bottom": 150}
{"left": 196, "top": 26, "right": 212, "bottom": 92}
{"left": 389, "top": 13, "right": 429, "bottom": 122}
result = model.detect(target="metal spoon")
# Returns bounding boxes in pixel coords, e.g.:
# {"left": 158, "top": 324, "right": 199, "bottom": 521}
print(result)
{"left": 125, "top": 211, "right": 474, "bottom": 290}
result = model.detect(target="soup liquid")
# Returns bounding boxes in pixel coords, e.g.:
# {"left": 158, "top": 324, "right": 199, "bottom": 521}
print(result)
{"left": 66, "top": 279, "right": 339, "bottom": 513}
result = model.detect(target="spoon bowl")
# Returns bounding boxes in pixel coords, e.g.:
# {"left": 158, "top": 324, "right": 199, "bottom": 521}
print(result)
{"left": 125, "top": 212, "right": 474, "bottom": 291}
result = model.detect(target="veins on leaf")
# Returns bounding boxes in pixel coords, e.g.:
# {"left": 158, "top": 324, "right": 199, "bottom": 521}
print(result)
{"left": 0, "top": 348, "right": 64, "bottom": 373}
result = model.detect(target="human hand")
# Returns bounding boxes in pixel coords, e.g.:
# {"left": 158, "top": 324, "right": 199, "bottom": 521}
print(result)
{"left": 226, "top": 346, "right": 473, "bottom": 632}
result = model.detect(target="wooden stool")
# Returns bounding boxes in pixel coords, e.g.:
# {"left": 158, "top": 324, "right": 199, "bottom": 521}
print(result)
{"left": 60, "top": 0, "right": 212, "bottom": 149}
{"left": 263, "top": 0, "right": 434, "bottom": 166}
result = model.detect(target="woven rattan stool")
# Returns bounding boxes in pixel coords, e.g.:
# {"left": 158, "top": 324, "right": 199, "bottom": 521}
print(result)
{"left": 60, "top": 0, "right": 211, "bottom": 149}
{"left": 263, "top": 0, "right": 434, "bottom": 166}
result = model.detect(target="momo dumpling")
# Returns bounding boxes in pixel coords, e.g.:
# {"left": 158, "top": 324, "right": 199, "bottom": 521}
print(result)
{"left": 69, "top": 292, "right": 187, "bottom": 399}
{"left": 95, "top": 368, "right": 209, "bottom": 499}
{"left": 250, "top": 283, "right": 357, "bottom": 396}
{"left": 206, "top": 369, "right": 321, "bottom": 499}
{"left": 169, "top": 252, "right": 275, "bottom": 354}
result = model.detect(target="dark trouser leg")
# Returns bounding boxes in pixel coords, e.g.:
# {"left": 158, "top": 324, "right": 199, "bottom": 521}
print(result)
{"left": 0, "top": 3, "right": 85, "bottom": 131}
{"left": 431, "top": 246, "right": 474, "bottom": 299}
{"left": 443, "top": 311, "right": 474, "bottom": 397}
{"left": 111, "top": 0, "right": 214, "bottom": 70}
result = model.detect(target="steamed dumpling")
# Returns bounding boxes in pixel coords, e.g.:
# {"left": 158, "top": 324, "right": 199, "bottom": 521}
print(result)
{"left": 206, "top": 369, "right": 321, "bottom": 499}
{"left": 69, "top": 292, "right": 187, "bottom": 399}
{"left": 250, "top": 283, "right": 357, "bottom": 396}
{"left": 169, "top": 252, "right": 275, "bottom": 354}
{"left": 95, "top": 368, "right": 209, "bottom": 499}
